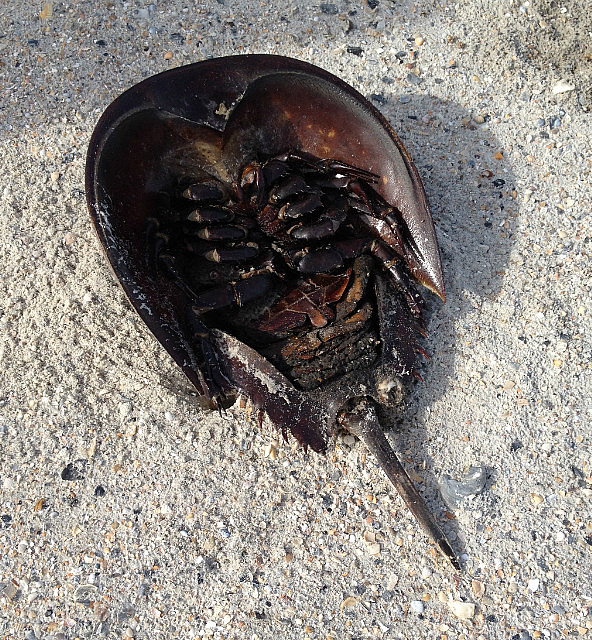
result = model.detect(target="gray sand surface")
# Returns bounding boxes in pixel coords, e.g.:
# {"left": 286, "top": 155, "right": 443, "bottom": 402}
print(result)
{"left": 1, "top": 1, "right": 591, "bottom": 639}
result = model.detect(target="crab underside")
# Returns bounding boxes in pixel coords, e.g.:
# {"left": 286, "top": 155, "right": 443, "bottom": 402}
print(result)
{"left": 86, "top": 56, "right": 458, "bottom": 569}
{"left": 149, "top": 148, "right": 427, "bottom": 407}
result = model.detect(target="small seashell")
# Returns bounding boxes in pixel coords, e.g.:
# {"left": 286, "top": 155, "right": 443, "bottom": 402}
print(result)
{"left": 439, "top": 466, "right": 487, "bottom": 509}
{"left": 552, "top": 80, "right": 575, "bottom": 94}
{"left": 340, "top": 596, "right": 358, "bottom": 610}
{"left": 449, "top": 600, "right": 476, "bottom": 619}
{"left": 471, "top": 579, "right": 485, "bottom": 598}
{"left": 74, "top": 584, "right": 99, "bottom": 603}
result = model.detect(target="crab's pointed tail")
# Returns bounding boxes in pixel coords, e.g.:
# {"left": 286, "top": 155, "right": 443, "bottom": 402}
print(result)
{"left": 343, "top": 398, "right": 461, "bottom": 571}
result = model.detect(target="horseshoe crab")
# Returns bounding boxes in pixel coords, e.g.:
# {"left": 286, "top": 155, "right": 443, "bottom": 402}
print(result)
{"left": 86, "top": 55, "right": 458, "bottom": 569}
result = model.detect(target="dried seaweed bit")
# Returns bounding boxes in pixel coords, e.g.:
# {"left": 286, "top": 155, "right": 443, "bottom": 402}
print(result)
{"left": 61, "top": 460, "right": 87, "bottom": 481}
{"left": 347, "top": 46, "right": 364, "bottom": 57}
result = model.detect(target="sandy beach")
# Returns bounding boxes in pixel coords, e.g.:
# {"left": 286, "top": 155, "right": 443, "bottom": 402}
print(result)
{"left": 1, "top": 1, "right": 591, "bottom": 638}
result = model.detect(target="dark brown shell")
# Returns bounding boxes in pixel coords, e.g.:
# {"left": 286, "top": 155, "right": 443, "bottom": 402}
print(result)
{"left": 85, "top": 55, "right": 444, "bottom": 453}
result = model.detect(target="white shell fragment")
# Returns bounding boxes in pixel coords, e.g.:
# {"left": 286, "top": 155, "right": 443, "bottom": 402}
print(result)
{"left": 439, "top": 465, "right": 487, "bottom": 509}
{"left": 449, "top": 600, "right": 476, "bottom": 619}
{"left": 552, "top": 80, "right": 575, "bottom": 94}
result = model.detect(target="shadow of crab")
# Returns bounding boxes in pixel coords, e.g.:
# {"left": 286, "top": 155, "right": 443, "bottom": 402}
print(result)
{"left": 370, "top": 90, "right": 518, "bottom": 549}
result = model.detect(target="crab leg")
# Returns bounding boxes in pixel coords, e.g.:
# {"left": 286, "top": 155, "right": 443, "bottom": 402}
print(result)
{"left": 342, "top": 398, "right": 461, "bottom": 571}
